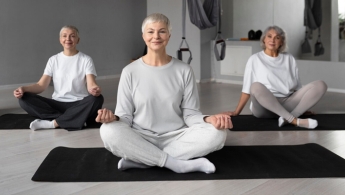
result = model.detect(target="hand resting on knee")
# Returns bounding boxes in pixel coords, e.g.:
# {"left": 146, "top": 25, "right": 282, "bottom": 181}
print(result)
{"left": 95, "top": 108, "right": 118, "bottom": 123}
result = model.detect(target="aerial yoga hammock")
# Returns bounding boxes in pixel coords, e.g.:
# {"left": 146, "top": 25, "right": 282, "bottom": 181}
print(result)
{"left": 301, "top": 0, "right": 323, "bottom": 56}
{"left": 177, "top": 0, "right": 225, "bottom": 64}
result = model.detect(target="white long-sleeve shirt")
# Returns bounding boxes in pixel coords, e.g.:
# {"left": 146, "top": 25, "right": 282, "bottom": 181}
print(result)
{"left": 115, "top": 57, "right": 206, "bottom": 135}
{"left": 242, "top": 51, "right": 302, "bottom": 98}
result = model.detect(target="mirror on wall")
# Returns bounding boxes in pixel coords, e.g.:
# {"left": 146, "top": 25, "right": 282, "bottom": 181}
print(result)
{"left": 228, "top": 0, "right": 344, "bottom": 62}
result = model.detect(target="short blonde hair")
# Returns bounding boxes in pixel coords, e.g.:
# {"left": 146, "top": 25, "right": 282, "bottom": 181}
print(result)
{"left": 59, "top": 25, "right": 79, "bottom": 37}
{"left": 141, "top": 13, "right": 172, "bottom": 34}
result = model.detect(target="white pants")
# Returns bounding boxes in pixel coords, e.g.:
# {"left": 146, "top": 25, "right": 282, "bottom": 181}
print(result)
{"left": 100, "top": 121, "right": 227, "bottom": 167}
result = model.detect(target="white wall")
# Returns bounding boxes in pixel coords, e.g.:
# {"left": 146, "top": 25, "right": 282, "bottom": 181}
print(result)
{"left": 233, "top": 0, "right": 274, "bottom": 39}
{"left": 297, "top": 60, "right": 345, "bottom": 93}
{"left": 331, "top": 0, "right": 340, "bottom": 61}
{"left": 200, "top": 27, "right": 217, "bottom": 81}
{"left": 220, "top": 0, "right": 233, "bottom": 39}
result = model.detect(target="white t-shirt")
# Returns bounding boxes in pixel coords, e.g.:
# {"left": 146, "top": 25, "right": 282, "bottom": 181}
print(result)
{"left": 43, "top": 51, "right": 97, "bottom": 102}
{"left": 115, "top": 57, "right": 206, "bottom": 135}
{"left": 242, "top": 51, "right": 302, "bottom": 98}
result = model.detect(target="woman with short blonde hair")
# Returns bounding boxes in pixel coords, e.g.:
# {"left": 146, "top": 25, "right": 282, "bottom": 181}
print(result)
{"left": 96, "top": 13, "right": 232, "bottom": 174}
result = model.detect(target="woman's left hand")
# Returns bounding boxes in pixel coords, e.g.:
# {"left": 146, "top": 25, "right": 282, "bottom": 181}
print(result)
{"left": 89, "top": 86, "right": 101, "bottom": 96}
{"left": 204, "top": 114, "right": 233, "bottom": 130}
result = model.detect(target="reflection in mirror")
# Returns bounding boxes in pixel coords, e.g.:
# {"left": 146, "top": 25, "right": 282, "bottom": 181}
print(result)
{"left": 228, "top": 0, "right": 345, "bottom": 62}
{"left": 339, "top": 0, "right": 345, "bottom": 61}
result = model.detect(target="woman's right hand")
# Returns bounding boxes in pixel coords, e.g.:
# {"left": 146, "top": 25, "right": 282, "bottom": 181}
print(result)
{"left": 221, "top": 93, "right": 250, "bottom": 117}
{"left": 14, "top": 87, "right": 24, "bottom": 98}
{"left": 95, "top": 108, "right": 118, "bottom": 123}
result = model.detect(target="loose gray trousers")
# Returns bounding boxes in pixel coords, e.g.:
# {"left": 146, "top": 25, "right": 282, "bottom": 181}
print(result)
{"left": 250, "top": 80, "right": 328, "bottom": 122}
{"left": 100, "top": 121, "right": 227, "bottom": 167}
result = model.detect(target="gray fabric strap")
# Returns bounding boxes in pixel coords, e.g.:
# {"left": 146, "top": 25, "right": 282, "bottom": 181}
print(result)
{"left": 214, "top": 34, "right": 226, "bottom": 61}
{"left": 203, "top": 0, "right": 219, "bottom": 26}
{"left": 213, "top": 0, "right": 226, "bottom": 61}
{"left": 182, "top": 0, "right": 186, "bottom": 38}
{"left": 177, "top": 0, "right": 192, "bottom": 64}
{"left": 301, "top": 27, "right": 311, "bottom": 53}
{"left": 302, "top": 0, "right": 322, "bottom": 55}
{"left": 304, "top": 0, "right": 322, "bottom": 30}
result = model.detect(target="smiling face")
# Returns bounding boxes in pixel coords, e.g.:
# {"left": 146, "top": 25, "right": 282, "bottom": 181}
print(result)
{"left": 142, "top": 22, "right": 170, "bottom": 52}
{"left": 263, "top": 29, "right": 283, "bottom": 53}
{"left": 59, "top": 28, "right": 79, "bottom": 50}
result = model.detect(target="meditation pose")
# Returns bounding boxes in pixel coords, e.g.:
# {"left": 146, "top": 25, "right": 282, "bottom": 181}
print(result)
{"left": 222, "top": 25, "right": 327, "bottom": 129}
{"left": 96, "top": 13, "right": 232, "bottom": 174}
{"left": 13, "top": 25, "right": 103, "bottom": 131}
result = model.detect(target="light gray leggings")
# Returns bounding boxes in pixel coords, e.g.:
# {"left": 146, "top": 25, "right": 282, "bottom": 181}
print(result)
{"left": 100, "top": 121, "right": 227, "bottom": 167}
{"left": 250, "top": 80, "right": 327, "bottom": 122}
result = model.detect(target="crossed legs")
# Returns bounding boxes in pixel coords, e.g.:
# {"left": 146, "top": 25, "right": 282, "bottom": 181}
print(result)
{"left": 100, "top": 121, "right": 227, "bottom": 173}
{"left": 19, "top": 93, "right": 104, "bottom": 130}
{"left": 250, "top": 80, "right": 327, "bottom": 129}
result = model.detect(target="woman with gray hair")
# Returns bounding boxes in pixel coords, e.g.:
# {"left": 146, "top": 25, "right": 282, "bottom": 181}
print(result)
{"left": 14, "top": 25, "right": 103, "bottom": 131}
{"left": 96, "top": 13, "right": 232, "bottom": 174}
{"left": 222, "top": 25, "right": 327, "bottom": 129}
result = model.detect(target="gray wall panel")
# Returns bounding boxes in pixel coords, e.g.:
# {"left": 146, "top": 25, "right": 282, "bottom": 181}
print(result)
{"left": 0, "top": 0, "right": 146, "bottom": 85}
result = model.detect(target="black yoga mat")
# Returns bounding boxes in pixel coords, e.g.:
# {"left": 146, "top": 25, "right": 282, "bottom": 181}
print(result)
{"left": 32, "top": 143, "right": 345, "bottom": 182}
{"left": 231, "top": 114, "right": 345, "bottom": 131}
{"left": 0, "top": 114, "right": 101, "bottom": 130}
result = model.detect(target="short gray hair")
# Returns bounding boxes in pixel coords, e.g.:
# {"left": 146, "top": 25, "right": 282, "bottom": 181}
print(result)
{"left": 260, "top": 25, "right": 287, "bottom": 53}
{"left": 141, "top": 13, "right": 172, "bottom": 34}
{"left": 59, "top": 25, "right": 79, "bottom": 37}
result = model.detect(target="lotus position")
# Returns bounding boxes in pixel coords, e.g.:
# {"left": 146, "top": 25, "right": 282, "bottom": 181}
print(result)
{"left": 14, "top": 25, "right": 103, "bottom": 131}
{"left": 96, "top": 13, "right": 232, "bottom": 174}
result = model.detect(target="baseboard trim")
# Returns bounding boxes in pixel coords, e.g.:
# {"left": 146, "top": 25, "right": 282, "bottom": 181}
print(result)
{"left": 199, "top": 78, "right": 216, "bottom": 83}
{"left": 214, "top": 79, "right": 244, "bottom": 85}
{"left": 327, "top": 88, "right": 345, "bottom": 94}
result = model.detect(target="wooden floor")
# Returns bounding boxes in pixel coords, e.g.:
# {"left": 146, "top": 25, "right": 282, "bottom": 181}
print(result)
{"left": 1, "top": 77, "right": 345, "bottom": 195}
